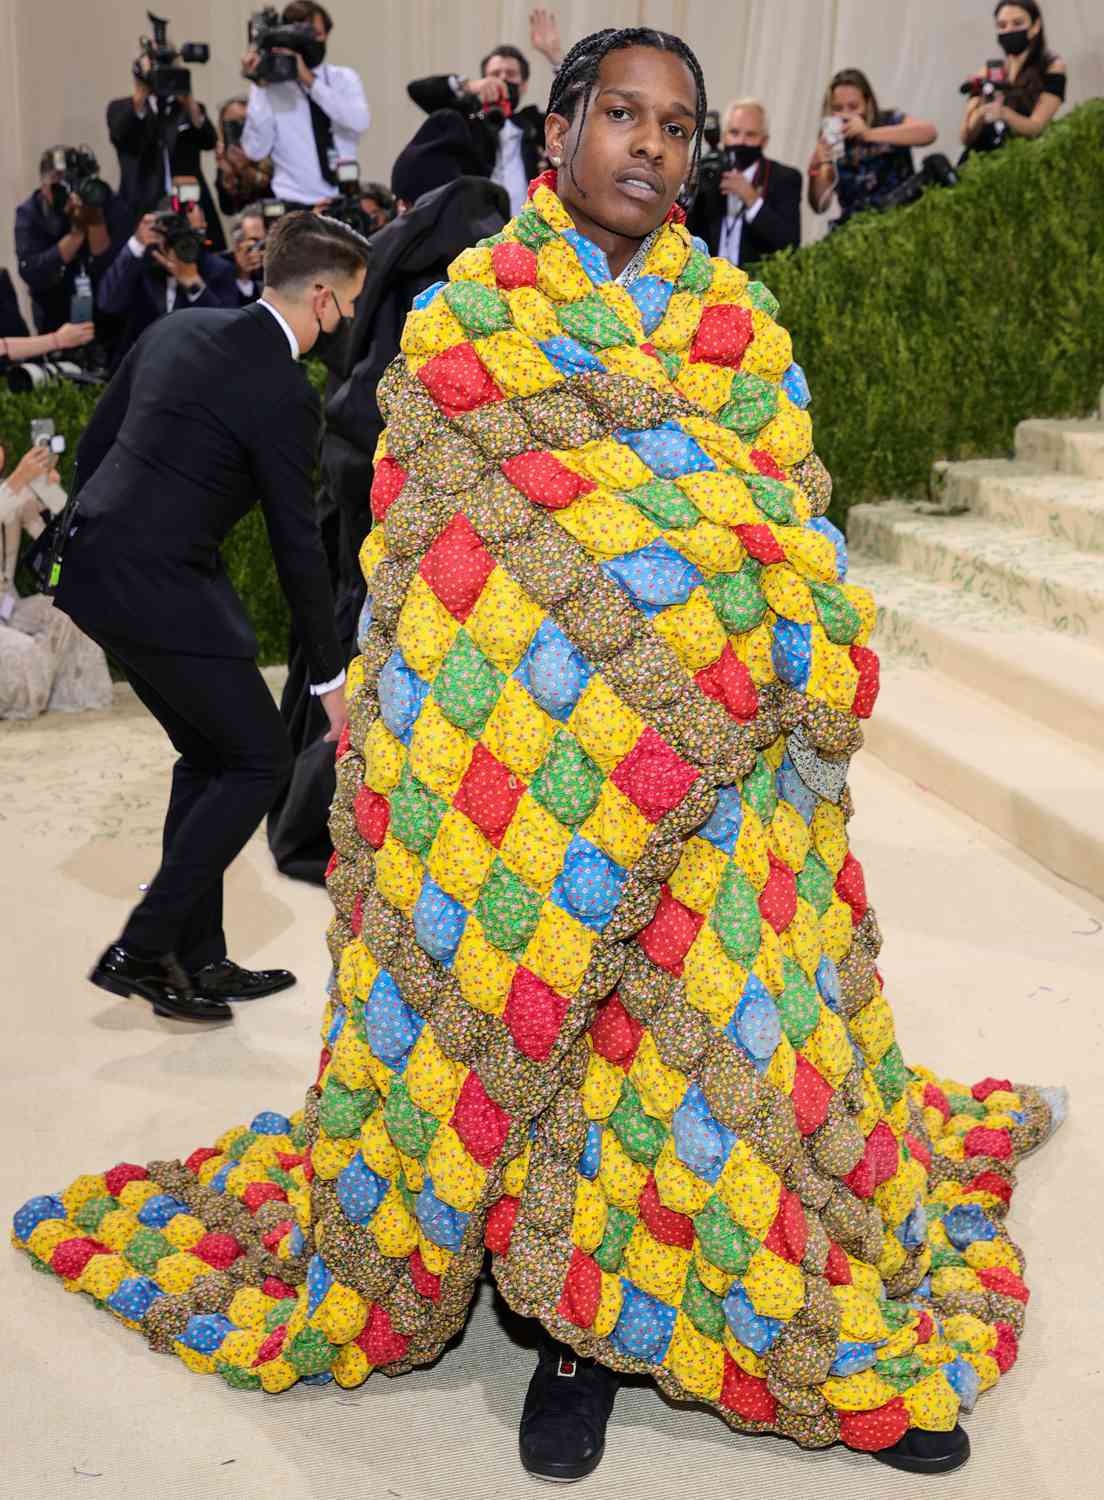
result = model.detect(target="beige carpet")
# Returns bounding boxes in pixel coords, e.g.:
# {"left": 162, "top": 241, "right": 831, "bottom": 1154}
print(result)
{"left": 1, "top": 685, "right": 1100, "bottom": 1500}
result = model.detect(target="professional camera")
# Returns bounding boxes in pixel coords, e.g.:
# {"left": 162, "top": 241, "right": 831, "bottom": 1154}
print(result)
{"left": 47, "top": 146, "right": 111, "bottom": 213}
{"left": 149, "top": 209, "right": 203, "bottom": 263}
{"left": 245, "top": 7, "right": 324, "bottom": 85}
{"left": 960, "top": 60, "right": 1011, "bottom": 100}
{"left": 695, "top": 145, "right": 748, "bottom": 197}
{"left": 322, "top": 161, "right": 377, "bottom": 236}
{"left": 455, "top": 80, "right": 521, "bottom": 128}
{"left": 874, "top": 152, "right": 959, "bottom": 214}
{"left": 134, "top": 11, "right": 210, "bottom": 106}
{"left": 7, "top": 357, "right": 105, "bottom": 395}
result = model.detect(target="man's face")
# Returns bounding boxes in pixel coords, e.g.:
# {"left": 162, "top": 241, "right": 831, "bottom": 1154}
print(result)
{"left": 310, "top": 13, "right": 327, "bottom": 44}
{"left": 485, "top": 53, "right": 526, "bottom": 101}
{"left": 723, "top": 107, "right": 767, "bottom": 149}
{"left": 358, "top": 195, "right": 388, "bottom": 231}
{"left": 40, "top": 167, "right": 64, "bottom": 205}
{"left": 222, "top": 102, "right": 246, "bottom": 132}
{"left": 241, "top": 214, "right": 265, "bottom": 246}
{"left": 314, "top": 266, "right": 367, "bottom": 331}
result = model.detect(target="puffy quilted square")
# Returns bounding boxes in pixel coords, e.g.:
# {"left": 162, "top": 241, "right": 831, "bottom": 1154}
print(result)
{"left": 416, "top": 341, "right": 504, "bottom": 417}
{"left": 615, "top": 421, "right": 716, "bottom": 480}
{"left": 609, "top": 727, "right": 700, "bottom": 824}
{"left": 432, "top": 632, "right": 504, "bottom": 737}
{"left": 481, "top": 678, "right": 556, "bottom": 779}
{"left": 603, "top": 540, "right": 703, "bottom": 616}
{"left": 411, "top": 877, "right": 469, "bottom": 965}
{"left": 579, "top": 781, "right": 654, "bottom": 869}
{"left": 521, "top": 903, "right": 596, "bottom": 995}
{"left": 609, "top": 1280, "right": 678, "bottom": 1362}
{"left": 498, "top": 792, "right": 573, "bottom": 895}
{"left": 515, "top": 620, "right": 592, "bottom": 722}
{"left": 550, "top": 835, "right": 629, "bottom": 932}
{"left": 637, "top": 885, "right": 705, "bottom": 976}
{"left": 474, "top": 860, "right": 543, "bottom": 954}
{"left": 690, "top": 304, "right": 755, "bottom": 367}
{"left": 464, "top": 567, "right": 543, "bottom": 673}
{"left": 501, "top": 449, "right": 595, "bottom": 510}
{"left": 419, "top": 515, "right": 497, "bottom": 623}
{"left": 426, "top": 807, "right": 496, "bottom": 909}
{"left": 503, "top": 967, "right": 570, "bottom": 1061}
{"left": 530, "top": 731, "right": 604, "bottom": 828}
{"left": 452, "top": 744, "right": 525, "bottom": 848}
{"left": 378, "top": 651, "right": 430, "bottom": 744}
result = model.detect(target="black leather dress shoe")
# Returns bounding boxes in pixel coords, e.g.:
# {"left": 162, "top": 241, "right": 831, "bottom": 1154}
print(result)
{"left": 519, "top": 1338, "right": 619, "bottom": 1483}
{"left": 872, "top": 1423, "right": 970, "bottom": 1475}
{"left": 90, "top": 944, "right": 233, "bottom": 1023}
{"left": 190, "top": 959, "right": 297, "bottom": 1002}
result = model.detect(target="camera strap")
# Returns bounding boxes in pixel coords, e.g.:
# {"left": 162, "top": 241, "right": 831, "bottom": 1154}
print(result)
{"left": 302, "top": 80, "right": 338, "bottom": 187}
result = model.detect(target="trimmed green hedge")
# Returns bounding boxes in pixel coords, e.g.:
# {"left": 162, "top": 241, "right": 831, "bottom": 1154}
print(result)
{"left": 3, "top": 102, "right": 1102, "bottom": 659}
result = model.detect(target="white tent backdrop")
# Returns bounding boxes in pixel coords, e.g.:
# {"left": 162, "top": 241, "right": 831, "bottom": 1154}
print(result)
{"left": 1, "top": 0, "right": 1102, "bottom": 321}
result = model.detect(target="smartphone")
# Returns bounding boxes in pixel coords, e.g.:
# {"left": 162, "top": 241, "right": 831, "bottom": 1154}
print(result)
{"left": 28, "top": 419, "right": 69, "bottom": 514}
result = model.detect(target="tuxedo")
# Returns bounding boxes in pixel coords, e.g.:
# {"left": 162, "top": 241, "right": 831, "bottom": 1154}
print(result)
{"left": 688, "top": 156, "right": 802, "bottom": 267}
{"left": 96, "top": 240, "right": 239, "bottom": 369}
{"left": 106, "top": 95, "right": 224, "bottom": 250}
{"left": 56, "top": 302, "right": 342, "bottom": 968}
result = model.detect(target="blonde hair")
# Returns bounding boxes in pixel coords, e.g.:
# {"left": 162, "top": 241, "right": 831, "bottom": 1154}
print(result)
{"left": 723, "top": 97, "right": 769, "bottom": 136}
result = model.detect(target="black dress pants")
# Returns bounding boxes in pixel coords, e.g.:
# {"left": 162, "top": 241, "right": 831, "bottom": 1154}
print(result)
{"left": 95, "top": 635, "right": 293, "bottom": 971}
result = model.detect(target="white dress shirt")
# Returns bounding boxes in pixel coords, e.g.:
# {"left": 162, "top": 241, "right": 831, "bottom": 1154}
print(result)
{"left": 717, "top": 162, "right": 765, "bottom": 268}
{"left": 491, "top": 119, "right": 529, "bottom": 216}
{"left": 255, "top": 298, "right": 345, "bottom": 697}
{"left": 242, "top": 64, "right": 370, "bottom": 204}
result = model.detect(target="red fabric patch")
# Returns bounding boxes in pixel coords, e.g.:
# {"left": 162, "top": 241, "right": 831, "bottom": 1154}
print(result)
{"left": 834, "top": 852, "right": 868, "bottom": 923}
{"left": 416, "top": 341, "right": 504, "bottom": 418}
{"left": 557, "top": 1247, "right": 603, "bottom": 1329}
{"left": 758, "top": 852, "right": 797, "bottom": 934}
{"left": 589, "top": 993, "right": 644, "bottom": 1069}
{"left": 315, "top": 1046, "right": 331, "bottom": 1087}
{"left": 903, "top": 1133, "right": 932, "bottom": 1171}
{"left": 992, "top": 1321, "right": 1019, "bottom": 1373}
{"left": 845, "top": 1120, "right": 899, "bottom": 1199}
{"left": 194, "top": 1232, "right": 244, "bottom": 1269}
{"left": 501, "top": 449, "right": 595, "bottom": 510}
{"left": 324, "top": 850, "right": 339, "bottom": 880}
{"left": 276, "top": 1153, "right": 305, "bottom": 1171}
{"left": 453, "top": 743, "right": 525, "bottom": 847}
{"left": 636, "top": 885, "right": 704, "bottom": 977}
{"left": 763, "top": 1187, "right": 807, "bottom": 1264}
{"left": 610, "top": 726, "right": 699, "bottom": 823}
{"left": 973, "top": 1076, "right": 1013, "bottom": 1102}
{"left": 824, "top": 1242, "right": 853, "bottom": 1285}
{"left": 492, "top": 240, "right": 539, "bottom": 289}
{"left": 977, "top": 1265, "right": 1029, "bottom": 1303}
{"left": 103, "top": 1163, "right": 149, "bottom": 1196}
{"left": 850, "top": 644, "right": 880, "bottom": 719}
{"left": 914, "top": 1310, "right": 934, "bottom": 1344}
{"left": 261, "top": 1276, "right": 296, "bottom": 1299}
{"left": 838, "top": 1398, "right": 911, "bottom": 1453}
{"left": 262, "top": 1220, "right": 293, "bottom": 1253}
{"left": 922, "top": 1083, "right": 951, "bottom": 1121}
{"left": 719, "top": 1356, "right": 778, "bottom": 1423}
{"left": 354, "top": 786, "right": 390, "bottom": 848}
{"left": 450, "top": 1069, "right": 512, "bottom": 1169}
{"left": 689, "top": 304, "right": 755, "bottom": 367}
{"left": 735, "top": 523, "right": 786, "bottom": 565}
{"left": 184, "top": 1148, "right": 220, "bottom": 1175}
{"left": 963, "top": 1126, "right": 1013, "bottom": 1161}
{"left": 791, "top": 1054, "right": 833, "bottom": 1136}
{"left": 370, "top": 457, "right": 406, "bottom": 522}
{"left": 351, "top": 891, "right": 364, "bottom": 937}
{"left": 335, "top": 722, "right": 351, "bottom": 760}
{"left": 695, "top": 643, "right": 759, "bottom": 721}
{"left": 419, "top": 513, "right": 496, "bottom": 621}
{"left": 748, "top": 449, "right": 787, "bottom": 480}
{"left": 504, "top": 967, "right": 570, "bottom": 1062}
{"left": 408, "top": 1248, "right": 442, "bottom": 1301}
{"left": 355, "top": 1302, "right": 410, "bottom": 1366}
{"left": 242, "top": 1182, "right": 288, "bottom": 1213}
{"left": 253, "top": 1325, "right": 287, "bottom": 1365}
{"left": 51, "top": 1237, "right": 110, "bottom": 1280}
{"left": 966, "top": 1170, "right": 1012, "bottom": 1205}
{"left": 638, "top": 1173, "right": 695, "bottom": 1249}
{"left": 483, "top": 1194, "right": 519, "bottom": 1256}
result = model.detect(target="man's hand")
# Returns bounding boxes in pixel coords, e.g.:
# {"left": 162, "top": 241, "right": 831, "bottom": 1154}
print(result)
{"left": 840, "top": 113, "right": 868, "bottom": 141}
{"left": 529, "top": 8, "right": 563, "bottom": 67}
{"left": 320, "top": 685, "right": 348, "bottom": 744}
{"left": 55, "top": 321, "right": 96, "bottom": 350}
{"left": 8, "top": 443, "right": 56, "bottom": 496}
{"left": 719, "top": 169, "right": 760, "bottom": 204}
{"left": 152, "top": 246, "right": 201, "bottom": 287}
{"left": 464, "top": 75, "right": 509, "bottom": 106}
{"left": 241, "top": 47, "right": 263, "bottom": 83}
{"left": 134, "top": 212, "right": 163, "bottom": 248}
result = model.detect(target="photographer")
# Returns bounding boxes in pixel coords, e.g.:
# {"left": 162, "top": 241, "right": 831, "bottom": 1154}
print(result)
{"left": 215, "top": 97, "right": 274, "bottom": 216}
{"left": 96, "top": 183, "right": 238, "bottom": 369}
{"left": 808, "top": 68, "right": 936, "bottom": 226}
{"left": 687, "top": 99, "right": 800, "bottom": 267}
{"left": 406, "top": 8, "right": 563, "bottom": 215}
{"left": 14, "top": 147, "right": 132, "bottom": 343}
{"left": 354, "top": 181, "right": 395, "bottom": 234}
{"left": 107, "top": 43, "right": 224, "bottom": 250}
{"left": 240, "top": 3, "right": 370, "bottom": 211}
{"left": 961, "top": 3, "right": 1066, "bottom": 155}
{"left": 223, "top": 205, "right": 267, "bottom": 304}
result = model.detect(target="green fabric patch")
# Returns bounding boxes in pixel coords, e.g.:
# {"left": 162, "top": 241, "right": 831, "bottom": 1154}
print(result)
{"left": 432, "top": 630, "right": 504, "bottom": 736}
{"left": 744, "top": 280, "right": 780, "bottom": 318}
{"left": 442, "top": 281, "right": 513, "bottom": 337}
{"left": 677, "top": 248, "right": 714, "bottom": 297}
{"left": 530, "top": 731, "right": 603, "bottom": 827}
{"left": 474, "top": 860, "right": 543, "bottom": 953}
{"left": 512, "top": 208, "right": 558, "bottom": 250}
{"left": 626, "top": 477, "right": 700, "bottom": 529}
{"left": 655, "top": 350, "right": 683, "bottom": 383}
{"left": 744, "top": 473, "right": 797, "bottom": 526}
{"left": 389, "top": 768, "right": 448, "bottom": 856}
{"left": 929, "top": 1245, "right": 967, "bottom": 1271}
{"left": 123, "top": 1226, "right": 173, "bottom": 1273}
{"left": 285, "top": 1326, "right": 338, "bottom": 1377}
{"left": 703, "top": 561, "right": 767, "bottom": 635}
{"left": 594, "top": 1203, "right": 636, "bottom": 1273}
{"left": 556, "top": 292, "right": 635, "bottom": 351}
{"left": 318, "top": 1076, "right": 374, "bottom": 1139}
{"left": 680, "top": 1260, "right": 727, "bottom": 1341}
{"left": 694, "top": 1195, "right": 756, "bottom": 1277}
{"left": 796, "top": 850, "right": 834, "bottom": 916}
{"left": 716, "top": 372, "right": 778, "bottom": 439}
{"left": 777, "top": 957, "right": 820, "bottom": 1049}
{"left": 809, "top": 581, "right": 862, "bottom": 645}
{"left": 217, "top": 1361, "right": 262, "bottom": 1390}
{"left": 711, "top": 863, "right": 761, "bottom": 965}
{"left": 608, "top": 1079, "right": 667, "bottom": 1167}
{"left": 874, "top": 1042, "right": 910, "bottom": 1109}
{"left": 227, "top": 1130, "right": 258, "bottom": 1161}
{"left": 881, "top": 1299, "right": 913, "bottom": 1330}
{"left": 946, "top": 1094, "right": 987, "bottom": 1121}
{"left": 876, "top": 1354, "right": 927, "bottom": 1392}
{"left": 264, "top": 1298, "right": 299, "bottom": 1332}
{"left": 384, "top": 1078, "right": 440, "bottom": 1160}
{"left": 73, "top": 1196, "right": 115, "bottom": 1234}
{"left": 290, "top": 1120, "right": 309, "bottom": 1152}
{"left": 742, "top": 754, "right": 777, "bottom": 826}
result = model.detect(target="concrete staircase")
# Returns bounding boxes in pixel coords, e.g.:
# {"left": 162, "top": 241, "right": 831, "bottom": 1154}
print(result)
{"left": 846, "top": 398, "right": 1104, "bottom": 900}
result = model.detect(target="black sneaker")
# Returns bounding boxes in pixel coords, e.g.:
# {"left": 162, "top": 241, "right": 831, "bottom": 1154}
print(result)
{"left": 519, "top": 1338, "right": 619, "bottom": 1483}
{"left": 872, "top": 1424, "right": 971, "bottom": 1475}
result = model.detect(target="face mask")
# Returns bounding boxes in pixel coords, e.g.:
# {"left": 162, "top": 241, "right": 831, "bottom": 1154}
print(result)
{"left": 312, "top": 290, "right": 353, "bottom": 370}
{"left": 997, "top": 28, "right": 1031, "bottom": 55}
{"left": 725, "top": 143, "right": 763, "bottom": 171}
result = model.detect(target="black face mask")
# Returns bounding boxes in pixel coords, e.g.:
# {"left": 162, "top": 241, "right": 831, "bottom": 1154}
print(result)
{"left": 997, "top": 28, "right": 1031, "bottom": 56}
{"left": 725, "top": 143, "right": 764, "bottom": 171}
{"left": 312, "top": 290, "right": 353, "bottom": 370}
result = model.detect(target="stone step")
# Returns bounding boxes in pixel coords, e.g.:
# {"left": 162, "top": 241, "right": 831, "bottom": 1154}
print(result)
{"left": 1015, "top": 418, "right": 1104, "bottom": 480}
{"left": 847, "top": 500, "right": 1104, "bottom": 646}
{"left": 848, "top": 553, "right": 1104, "bottom": 755}
{"left": 931, "top": 458, "right": 1104, "bottom": 556}
{"left": 862, "top": 659, "right": 1104, "bottom": 901}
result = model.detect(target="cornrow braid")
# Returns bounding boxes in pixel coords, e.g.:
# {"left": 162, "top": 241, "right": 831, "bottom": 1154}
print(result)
{"left": 546, "top": 27, "right": 709, "bottom": 205}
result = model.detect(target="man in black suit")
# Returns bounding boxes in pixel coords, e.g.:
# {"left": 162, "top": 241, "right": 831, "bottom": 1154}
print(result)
{"left": 55, "top": 212, "right": 370, "bottom": 1023}
{"left": 688, "top": 99, "right": 801, "bottom": 268}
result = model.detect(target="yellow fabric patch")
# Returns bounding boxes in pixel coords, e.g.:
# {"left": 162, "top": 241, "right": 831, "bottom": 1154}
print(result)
{"left": 221, "top": 1329, "right": 265, "bottom": 1368}
{"left": 676, "top": 361, "right": 735, "bottom": 413}
{"left": 652, "top": 587, "right": 728, "bottom": 672}
{"left": 417, "top": 1235, "right": 453, "bottom": 1276}
{"left": 741, "top": 310, "right": 792, "bottom": 381}
{"left": 598, "top": 1127, "right": 650, "bottom": 1212}
{"left": 452, "top": 918, "right": 517, "bottom": 1016}
{"left": 482, "top": 678, "right": 557, "bottom": 779}
{"left": 643, "top": 222, "right": 692, "bottom": 281}
{"left": 175, "top": 1345, "right": 216, "bottom": 1376}
{"left": 964, "top": 1239, "right": 1022, "bottom": 1273}
{"left": 311, "top": 1137, "right": 358, "bottom": 1180}
{"left": 373, "top": 834, "right": 424, "bottom": 918}
{"left": 623, "top": 1222, "right": 691, "bottom": 1303}
{"left": 571, "top": 1175, "right": 609, "bottom": 1254}
{"left": 331, "top": 1026, "right": 376, "bottom": 1092}
{"left": 555, "top": 490, "right": 659, "bottom": 557}
{"left": 565, "top": 436, "right": 653, "bottom": 491}
{"left": 629, "top": 1032, "right": 689, "bottom": 1122}
{"left": 594, "top": 1272, "right": 624, "bottom": 1338}
{"left": 666, "top": 1312, "right": 725, "bottom": 1400}
{"left": 363, "top": 718, "right": 405, "bottom": 797}
{"left": 765, "top": 1033, "right": 797, "bottom": 1095}
{"left": 822, "top": 1369, "right": 899, "bottom": 1412}
{"left": 344, "top": 655, "right": 366, "bottom": 701}
{"left": 802, "top": 1008, "right": 853, "bottom": 1088}
{"left": 653, "top": 1139, "right": 714, "bottom": 1216}
{"left": 735, "top": 618, "right": 776, "bottom": 686}
{"left": 332, "top": 1344, "right": 370, "bottom": 1388}
{"left": 840, "top": 584, "right": 876, "bottom": 649}
{"left": 903, "top": 1371, "right": 960, "bottom": 1432}
{"left": 228, "top": 1287, "right": 270, "bottom": 1331}
{"left": 757, "top": 398, "right": 813, "bottom": 469}
{"left": 684, "top": 925, "right": 745, "bottom": 1030}
{"left": 809, "top": 630, "right": 860, "bottom": 712}
{"left": 359, "top": 524, "right": 387, "bottom": 590}
{"left": 703, "top": 257, "right": 749, "bottom": 304}
{"left": 449, "top": 245, "right": 497, "bottom": 287}
{"left": 474, "top": 328, "right": 561, "bottom": 398}
{"left": 258, "top": 1357, "right": 300, "bottom": 1393}
{"left": 851, "top": 991, "right": 896, "bottom": 1067}
{"left": 600, "top": 343, "right": 673, "bottom": 392}
{"left": 314, "top": 1284, "right": 368, "bottom": 1344}
{"left": 650, "top": 290, "right": 703, "bottom": 352}
{"left": 770, "top": 800, "right": 812, "bottom": 872}
{"left": 819, "top": 895, "right": 853, "bottom": 963}
{"left": 784, "top": 897, "right": 822, "bottom": 978}
{"left": 733, "top": 802, "right": 771, "bottom": 889}
{"left": 504, "top": 285, "right": 562, "bottom": 339}
{"left": 396, "top": 574, "right": 460, "bottom": 678}
{"left": 537, "top": 236, "right": 595, "bottom": 301}
{"left": 716, "top": 1141, "right": 781, "bottom": 1239}
{"left": 941, "top": 1313, "right": 994, "bottom": 1353}
{"left": 580, "top": 780, "right": 654, "bottom": 867}
{"left": 753, "top": 918, "right": 785, "bottom": 995}
{"left": 407, "top": 698, "right": 473, "bottom": 800}
{"left": 762, "top": 566, "right": 816, "bottom": 625}
{"left": 582, "top": 1050, "right": 625, "bottom": 1121}
{"left": 153, "top": 1251, "right": 207, "bottom": 1295}
{"left": 502, "top": 1142, "right": 530, "bottom": 1197}
{"left": 523, "top": 903, "right": 595, "bottom": 994}
{"left": 26, "top": 1219, "right": 69, "bottom": 1262}
{"left": 399, "top": 1150, "right": 425, "bottom": 1195}
{"left": 569, "top": 676, "right": 645, "bottom": 773}
{"left": 426, "top": 807, "right": 496, "bottom": 908}
{"left": 400, "top": 298, "right": 466, "bottom": 357}
{"left": 336, "top": 939, "right": 379, "bottom": 1008}
{"left": 499, "top": 791, "right": 573, "bottom": 895}
{"left": 426, "top": 1124, "right": 487, "bottom": 1213}
{"left": 811, "top": 801, "right": 848, "bottom": 875}
{"left": 359, "top": 1109, "right": 401, "bottom": 1180}
{"left": 780, "top": 527, "right": 839, "bottom": 585}
{"left": 669, "top": 836, "right": 729, "bottom": 915}
{"left": 676, "top": 469, "right": 757, "bottom": 527}
{"left": 405, "top": 1030, "right": 463, "bottom": 1120}
{"left": 742, "top": 1248, "right": 805, "bottom": 1320}
{"left": 724, "top": 1330, "right": 767, "bottom": 1377}
{"left": 666, "top": 521, "right": 745, "bottom": 575}
{"left": 61, "top": 1174, "right": 108, "bottom": 1216}
{"left": 877, "top": 1235, "right": 907, "bottom": 1279}
{"left": 597, "top": 280, "right": 646, "bottom": 341}
{"left": 464, "top": 567, "right": 543, "bottom": 672}
{"left": 694, "top": 1244, "right": 733, "bottom": 1299}
{"left": 679, "top": 415, "right": 749, "bottom": 472}
{"left": 77, "top": 1253, "right": 127, "bottom": 1301}
{"left": 196, "top": 1155, "right": 227, "bottom": 1188}
{"left": 96, "top": 1208, "right": 140, "bottom": 1253}
{"left": 162, "top": 1214, "right": 205, "bottom": 1251}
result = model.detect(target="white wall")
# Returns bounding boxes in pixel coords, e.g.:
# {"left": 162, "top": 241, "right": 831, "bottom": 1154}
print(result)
{"left": 2, "top": 0, "right": 1102, "bottom": 324}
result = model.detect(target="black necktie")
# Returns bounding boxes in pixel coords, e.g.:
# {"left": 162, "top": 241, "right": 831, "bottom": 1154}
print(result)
{"left": 305, "top": 82, "right": 338, "bottom": 188}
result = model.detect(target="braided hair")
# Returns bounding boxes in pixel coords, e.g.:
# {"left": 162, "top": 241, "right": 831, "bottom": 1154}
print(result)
{"left": 546, "top": 28, "right": 709, "bottom": 202}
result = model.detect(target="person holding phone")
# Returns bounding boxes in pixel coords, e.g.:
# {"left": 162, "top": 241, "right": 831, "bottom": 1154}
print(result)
{"left": 686, "top": 98, "right": 800, "bottom": 266}
{"left": 960, "top": 2, "right": 1066, "bottom": 155}
{"left": 808, "top": 69, "right": 936, "bottom": 226}
{"left": 216, "top": 96, "right": 274, "bottom": 216}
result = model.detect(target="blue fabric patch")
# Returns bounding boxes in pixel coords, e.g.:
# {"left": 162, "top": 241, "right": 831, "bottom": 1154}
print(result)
{"left": 808, "top": 516, "right": 848, "bottom": 581}
{"left": 179, "top": 1312, "right": 235, "bottom": 1354}
{"left": 301, "top": 1371, "right": 334, "bottom": 1385}
{"left": 830, "top": 1340, "right": 880, "bottom": 1376}
{"left": 723, "top": 1282, "right": 781, "bottom": 1353}
{"left": 781, "top": 361, "right": 811, "bottom": 409}
{"left": 561, "top": 228, "right": 612, "bottom": 285}
{"left": 944, "top": 1355, "right": 981, "bottom": 1412}
{"left": 603, "top": 539, "right": 703, "bottom": 615}
{"left": 579, "top": 1121, "right": 603, "bottom": 1181}
{"left": 288, "top": 1224, "right": 306, "bottom": 1256}
{"left": 412, "top": 878, "right": 468, "bottom": 965}
{"left": 699, "top": 784, "right": 744, "bottom": 853}
{"left": 335, "top": 1154, "right": 389, "bottom": 1225}
{"left": 416, "top": 1181, "right": 469, "bottom": 1251}
{"left": 726, "top": 974, "right": 781, "bottom": 1064}
{"left": 628, "top": 275, "right": 673, "bottom": 336}
{"left": 610, "top": 1281, "right": 678, "bottom": 1361}
{"left": 412, "top": 280, "right": 446, "bottom": 310}
{"left": 107, "top": 1275, "right": 164, "bottom": 1321}
{"left": 515, "top": 619, "right": 591, "bottom": 720}
{"left": 356, "top": 593, "right": 374, "bottom": 653}
{"left": 897, "top": 1199, "right": 928, "bottom": 1251}
{"left": 306, "top": 1253, "right": 333, "bottom": 1316}
{"left": 771, "top": 618, "right": 811, "bottom": 689}
{"left": 551, "top": 835, "right": 628, "bottom": 931}
{"left": 363, "top": 970, "right": 424, "bottom": 1068}
{"left": 136, "top": 1194, "right": 189, "bottom": 1229}
{"left": 816, "top": 956, "right": 843, "bottom": 1013}
{"left": 325, "top": 1003, "right": 347, "bottom": 1048}
{"left": 13, "top": 1194, "right": 67, "bottom": 1242}
{"left": 943, "top": 1202, "right": 998, "bottom": 1250}
{"left": 210, "top": 1162, "right": 234, "bottom": 1194}
{"left": 671, "top": 1083, "right": 737, "bottom": 1183}
{"left": 378, "top": 651, "right": 430, "bottom": 744}
{"left": 250, "top": 1111, "right": 291, "bottom": 1136}
{"left": 776, "top": 756, "right": 818, "bottom": 822}
{"left": 690, "top": 234, "right": 710, "bottom": 256}
{"left": 614, "top": 420, "right": 716, "bottom": 480}
{"left": 538, "top": 336, "right": 606, "bottom": 377}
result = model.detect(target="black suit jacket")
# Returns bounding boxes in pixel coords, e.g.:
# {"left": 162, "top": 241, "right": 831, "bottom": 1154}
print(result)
{"left": 56, "top": 303, "right": 342, "bottom": 684}
{"left": 106, "top": 96, "right": 225, "bottom": 251}
{"left": 14, "top": 188, "right": 134, "bottom": 335}
{"left": 688, "top": 157, "right": 802, "bottom": 266}
{"left": 407, "top": 74, "right": 545, "bottom": 183}
{"left": 96, "top": 240, "right": 240, "bottom": 370}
